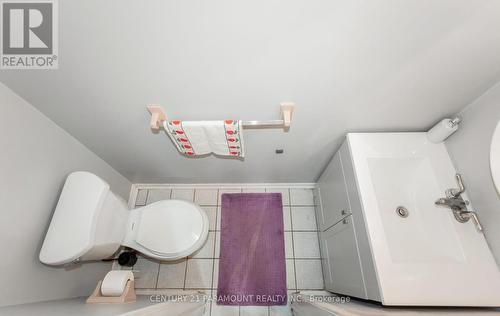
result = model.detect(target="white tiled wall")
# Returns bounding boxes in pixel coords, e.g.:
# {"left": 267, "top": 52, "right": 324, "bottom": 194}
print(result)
{"left": 116, "top": 186, "right": 323, "bottom": 316}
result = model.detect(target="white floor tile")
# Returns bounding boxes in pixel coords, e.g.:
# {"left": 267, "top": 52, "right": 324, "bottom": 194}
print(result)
{"left": 133, "top": 259, "right": 159, "bottom": 289}
{"left": 215, "top": 231, "right": 220, "bottom": 258}
{"left": 129, "top": 185, "right": 325, "bottom": 297}
{"left": 284, "top": 232, "right": 293, "bottom": 259}
{"left": 146, "top": 189, "right": 171, "bottom": 204}
{"left": 190, "top": 232, "right": 215, "bottom": 259}
{"left": 213, "top": 259, "right": 219, "bottom": 288}
{"left": 242, "top": 188, "right": 265, "bottom": 193}
{"left": 203, "top": 302, "right": 211, "bottom": 316}
{"left": 283, "top": 206, "right": 291, "bottom": 231}
{"left": 293, "top": 232, "right": 320, "bottom": 258}
{"left": 195, "top": 189, "right": 218, "bottom": 205}
{"left": 218, "top": 188, "right": 242, "bottom": 205}
{"left": 171, "top": 188, "right": 195, "bottom": 201}
{"left": 216, "top": 206, "right": 222, "bottom": 230}
{"left": 295, "top": 260, "right": 324, "bottom": 290}
{"left": 135, "top": 189, "right": 148, "bottom": 206}
{"left": 156, "top": 259, "right": 187, "bottom": 289}
{"left": 185, "top": 259, "right": 214, "bottom": 289}
{"left": 265, "top": 188, "right": 290, "bottom": 206}
{"left": 291, "top": 207, "right": 317, "bottom": 231}
{"left": 202, "top": 206, "right": 217, "bottom": 231}
{"left": 240, "top": 306, "right": 269, "bottom": 316}
{"left": 286, "top": 259, "right": 296, "bottom": 290}
{"left": 289, "top": 188, "right": 315, "bottom": 206}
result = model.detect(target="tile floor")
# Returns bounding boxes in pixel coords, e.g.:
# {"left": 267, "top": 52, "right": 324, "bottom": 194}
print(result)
{"left": 115, "top": 186, "right": 324, "bottom": 316}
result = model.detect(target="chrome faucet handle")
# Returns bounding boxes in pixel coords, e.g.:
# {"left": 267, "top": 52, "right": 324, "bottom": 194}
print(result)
{"left": 460, "top": 211, "right": 483, "bottom": 232}
{"left": 447, "top": 173, "right": 466, "bottom": 198}
{"left": 470, "top": 212, "right": 483, "bottom": 232}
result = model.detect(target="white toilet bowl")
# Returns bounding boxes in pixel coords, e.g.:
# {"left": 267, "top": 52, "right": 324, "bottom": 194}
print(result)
{"left": 122, "top": 199, "right": 209, "bottom": 260}
{"left": 40, "top": 172, "right": 208, "bottom": 265}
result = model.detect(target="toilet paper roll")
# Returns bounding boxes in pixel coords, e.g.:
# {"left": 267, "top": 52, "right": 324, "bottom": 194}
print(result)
{"left": 101, "top": 270, "right": 134, "bottom": 297}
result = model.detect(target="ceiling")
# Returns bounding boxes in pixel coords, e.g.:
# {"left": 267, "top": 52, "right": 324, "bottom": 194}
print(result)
{"left": 2, "top": 0, "right": 500, "bottom": 183}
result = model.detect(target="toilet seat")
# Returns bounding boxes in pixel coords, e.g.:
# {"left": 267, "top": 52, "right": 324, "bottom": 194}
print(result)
{"left": 123, "top": 200, "right": 209, "bottom": 260}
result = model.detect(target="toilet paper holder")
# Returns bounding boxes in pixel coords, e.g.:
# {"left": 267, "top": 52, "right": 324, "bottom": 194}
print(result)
{"left": 87, "top": 271, "right": 136, "bottom": 304}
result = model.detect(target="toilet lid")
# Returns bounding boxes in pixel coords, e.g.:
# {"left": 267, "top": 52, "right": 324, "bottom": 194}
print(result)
{"left": 136, "top": 200, "right": 205, "bottom": 256}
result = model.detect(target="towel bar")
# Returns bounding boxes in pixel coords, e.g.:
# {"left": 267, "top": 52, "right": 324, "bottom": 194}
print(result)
{"left": 147, "top": 103, "right": 295, "bottom": 132}
{"left": 241, "top": 120, "right": 284, "bottom": 127}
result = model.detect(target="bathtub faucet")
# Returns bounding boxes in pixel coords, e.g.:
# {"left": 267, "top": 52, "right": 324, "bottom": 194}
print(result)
{"left": 435, "top": 173, "right": 483, "bottom": 232}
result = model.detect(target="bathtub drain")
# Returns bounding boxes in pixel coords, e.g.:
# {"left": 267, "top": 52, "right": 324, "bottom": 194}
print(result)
{"left": 396, "top": 206, "right": 409, "bottom": 218}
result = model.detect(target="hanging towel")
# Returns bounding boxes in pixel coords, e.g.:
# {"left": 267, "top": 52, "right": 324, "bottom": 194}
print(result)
{"left": 164, "top": 120, "right": 244, "bottom": 158}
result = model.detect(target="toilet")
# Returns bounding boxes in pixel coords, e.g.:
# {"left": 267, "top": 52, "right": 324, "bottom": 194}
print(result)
{"left": 39, "top": 171, "right": 208, "bottom": 265}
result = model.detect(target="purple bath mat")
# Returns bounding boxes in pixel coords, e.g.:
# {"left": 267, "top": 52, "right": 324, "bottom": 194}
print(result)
{"left": 216, "top": 193, "right": 287, "bottom": 306}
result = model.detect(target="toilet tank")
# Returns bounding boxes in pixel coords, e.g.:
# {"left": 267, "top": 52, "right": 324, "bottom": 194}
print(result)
{"left": 39, "top": 172, "right": 129, "bottom": 265}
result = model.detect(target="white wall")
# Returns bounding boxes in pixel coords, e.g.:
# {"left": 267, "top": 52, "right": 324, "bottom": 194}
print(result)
{"left": 0, "top": 83, "right": 132, "bottom": 307}
{"left": 446, "top": 81, "right": 500, "bottom": 265}
{"left": 3, "top": 1, "right": 500, "bottom": 183}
